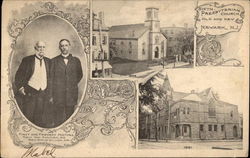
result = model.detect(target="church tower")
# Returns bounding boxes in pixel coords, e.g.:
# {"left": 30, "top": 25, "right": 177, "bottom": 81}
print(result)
{"left": 145, "top": 7, "right": 162, "bottom": 60}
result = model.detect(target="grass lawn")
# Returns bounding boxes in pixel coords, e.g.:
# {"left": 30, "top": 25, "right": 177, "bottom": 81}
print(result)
{"left": 110, "top": 57, "right": 150, "bottom": 75}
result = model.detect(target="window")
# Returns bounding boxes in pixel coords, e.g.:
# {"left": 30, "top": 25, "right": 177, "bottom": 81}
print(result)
{"left": 142, "top": 42, "right": 146, "bottom": 55}
{"left": 129, "top": 50, "right": 132, "bottom": 54}
{"left": 129, "top": 41, "right": 132, "bottom": 48}
{"left": 230, "top": 111, "right": 233, "bottom": 117}
{"left": 92, "top": 36, "right": 96, "bottom": 45}
{"left": 102, "top": 35, "right": 107, "bottom": 45}
{"left": 183, "top": 108, "right": 186, "bottom": 114}
{"left": 121, "top": 41, "right": 124, "bottom": 45}
{"left": 120, "top": 50, "right": 123, "bottom": 54}
{"left": 208, "top": 99, "right": 216, "bottom": 117}
{"left": 155, "top": 36, "right": 159, "bottom": 44}
{"left": 187, "top": 107, "right": 190, "bottom": 114}
{"left": 208, "top": 107, "right": 216, "bottom": 117}
{"left": 142, "top": 49, "right": 145, "bottom": 55}
{"left": 184, "top": 126, "right": 187, "bottom": 133}
{"left": 154, "top": 11, "right": 158, "bottom": 19}
{"left": 221, "top": 125, "right": 224, "bottom": 131}
{"left": 105, "top": 69, "right": 110, "bottom": 76}
{"left": 200, "top": 125, "right": 204, "bottom": 131}
{"left": 214, "top": 125, "right": 217, "bottom": 131}
{"left": 104, "top": 51, "right": 107, "bottom": 60}
{"left": 208, "top": 125, "right": 212, "bottom": 131}
{"left": 147, "top": 11, "right": 151, "bottom": 19}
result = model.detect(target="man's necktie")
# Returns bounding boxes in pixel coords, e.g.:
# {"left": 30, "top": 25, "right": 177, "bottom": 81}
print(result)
{"left": 36, "top": 56, "right": 43, "bottom": 66}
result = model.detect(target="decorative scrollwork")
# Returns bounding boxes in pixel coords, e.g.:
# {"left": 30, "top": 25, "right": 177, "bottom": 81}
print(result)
{"left": 197, "top": 35, "right": 242, "bottom": 67}
{"left": 7, "top": 1, "right": 136, "bottom": 149}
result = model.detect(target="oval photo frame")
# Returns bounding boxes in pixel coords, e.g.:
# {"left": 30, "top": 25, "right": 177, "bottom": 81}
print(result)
{"left": 10, "top": 14, "right": 88, "bottom": 129}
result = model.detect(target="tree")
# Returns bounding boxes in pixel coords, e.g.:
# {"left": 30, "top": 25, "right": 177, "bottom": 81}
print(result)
{"left": 139, "top": 73, "right": 171, "bottom": 141}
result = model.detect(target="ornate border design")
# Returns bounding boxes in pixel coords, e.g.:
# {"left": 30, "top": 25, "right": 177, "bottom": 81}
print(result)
{"left": 195, "top": 2, "right": 244, "bottom": 66}
{"left": 7, "top": 2, "right": 136, "bottom": 148}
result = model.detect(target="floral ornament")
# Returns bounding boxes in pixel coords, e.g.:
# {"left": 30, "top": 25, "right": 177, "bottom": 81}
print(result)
{"left": 7, "top": 1, "right": 136, "bottom": 149}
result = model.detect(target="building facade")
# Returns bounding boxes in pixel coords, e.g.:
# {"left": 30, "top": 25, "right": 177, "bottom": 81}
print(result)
{"left": 161, "top": 25, "right": 194, "bottom": 62}
{"left": 109, "top": 8, "right": 167, "bottom": 61}
{"left": 139, "top": 88, "right": 242, "bottom": 140}
{"left": 92, "top": 12, "right": 112, "bottom": 77}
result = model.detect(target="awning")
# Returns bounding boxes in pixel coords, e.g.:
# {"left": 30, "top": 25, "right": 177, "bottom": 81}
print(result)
{"left": 92, "top": 61, "right": 112, "bottom": 70}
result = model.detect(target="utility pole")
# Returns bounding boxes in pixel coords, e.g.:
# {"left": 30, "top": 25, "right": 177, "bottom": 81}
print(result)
{"left": 94, "top": 18, "right": 107, "bottom": 78}
{"left": 166, "top": 100, "right": 171, "bottom": 141}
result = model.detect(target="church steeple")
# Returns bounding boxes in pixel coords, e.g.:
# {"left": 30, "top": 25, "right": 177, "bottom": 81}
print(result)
{"left": 145, "top": 7, "right": 160, "bottom": 32}
{"left": 145, "top": 7, "right": 162, "bottom": 60}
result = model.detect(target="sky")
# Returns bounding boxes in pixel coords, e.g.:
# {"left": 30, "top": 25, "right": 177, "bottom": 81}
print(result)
{"left": 93, "top": 0, "right": 195, "bottom": 28}
{"left": 164, "top": 67, "right": 246, "bottom": 113}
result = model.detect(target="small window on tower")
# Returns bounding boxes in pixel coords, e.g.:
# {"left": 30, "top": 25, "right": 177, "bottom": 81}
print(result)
{"left": 154, "top": 11, "right": 158, "bottom": 19}
{"left": 147, "top": 11, "right": 151, "bottom": 19}
{"left": 155, "top": 36, "right": 159, "bottom": 44}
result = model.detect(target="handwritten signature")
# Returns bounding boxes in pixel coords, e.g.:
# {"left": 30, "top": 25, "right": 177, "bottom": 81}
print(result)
{"left": 21, "top": 145, "right": 56, "bottom": 158}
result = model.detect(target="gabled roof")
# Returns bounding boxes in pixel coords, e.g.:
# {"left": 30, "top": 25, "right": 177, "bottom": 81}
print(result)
{"left": 172, "top": 91, "right": 188, "bottom": 102}
{"left": 109, "top": 23, "right": 149, "bottom": 39}
{"left": 181, "top": 93, "right": 202, "bottom": 102}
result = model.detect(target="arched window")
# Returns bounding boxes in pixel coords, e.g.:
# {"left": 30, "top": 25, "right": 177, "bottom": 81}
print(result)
{"left": 155, "top": 35, "right": 159, "bottom": 44}
{"left": 154, "top": 46, "right": 159, "bottom": 58}
{"left": 187, "top": 107, "right": 190, "bottom": 114}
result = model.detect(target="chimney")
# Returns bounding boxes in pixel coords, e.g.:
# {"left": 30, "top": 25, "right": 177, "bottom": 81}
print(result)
{"left": 98, "top": 11, "right": 105, "bottom": 26}
{"left": 191, "top": 90, "right": 195, "bottom": 94}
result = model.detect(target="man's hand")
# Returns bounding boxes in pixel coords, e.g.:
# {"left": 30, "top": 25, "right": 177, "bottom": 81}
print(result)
{"left": 19, "top": 87, "right": 26, "bottom": 95}
{"left": 49, "top": 97, "right": 53, "bottom": 104}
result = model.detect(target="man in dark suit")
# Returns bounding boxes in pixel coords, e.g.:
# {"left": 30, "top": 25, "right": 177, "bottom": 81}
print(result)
{"left": 50, "top": 39, "right": 83, "bottom": 126}
{"left": 15, "top": 41, "right": 50, "bottom": 127}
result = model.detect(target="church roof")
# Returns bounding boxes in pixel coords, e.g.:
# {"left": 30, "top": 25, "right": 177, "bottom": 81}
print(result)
{"left": 109, "top": 23, "right": 149, "bottom": 39}
{"left": 181, "top": 93, "right": 202, "bottom": 102}
{"left": 171, "top": 87, "right": 237, "bottom": 107}
{"left": 172, "top": 91, "right": 188, "bottom": 102}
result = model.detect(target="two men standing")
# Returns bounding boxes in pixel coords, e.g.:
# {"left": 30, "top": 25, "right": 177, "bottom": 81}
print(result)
{"left": 15, "top": 39, "right": 83, "bottom": 128}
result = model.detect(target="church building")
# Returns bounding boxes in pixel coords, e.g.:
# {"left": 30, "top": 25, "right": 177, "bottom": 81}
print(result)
{"left": 109, "top": 8, "right": 167, "bottom": 61}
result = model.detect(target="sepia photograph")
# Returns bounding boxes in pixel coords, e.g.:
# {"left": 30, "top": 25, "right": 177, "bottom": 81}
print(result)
{"left": 139, "top": 67, "right": 244, "bottom": 150}
{"left": 92, "top": 0, "right": 195, "bottom": 78}
{"left": 10, "top": 6, "right": 87, "bottom": 128}
{"left": 1, "top": 0, "right": 249, "bottom": 157}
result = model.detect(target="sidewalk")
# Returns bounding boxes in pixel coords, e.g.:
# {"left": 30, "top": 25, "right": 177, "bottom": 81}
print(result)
{"left": 139, "top": 139, "right": 243, "bottom": 143}
{"left": 149, "top": 62, "right": 192, "bottom": 71}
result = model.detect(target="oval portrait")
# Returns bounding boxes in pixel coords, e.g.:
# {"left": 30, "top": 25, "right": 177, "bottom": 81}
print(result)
{"left": 10, "top": 15, "right": 87, "bottom": 128}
